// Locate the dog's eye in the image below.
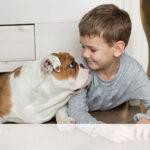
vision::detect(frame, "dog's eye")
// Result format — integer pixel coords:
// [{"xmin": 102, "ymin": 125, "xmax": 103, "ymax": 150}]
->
[{"xmin": 68, "ymin": 62, "xmax": 76, "ymax": 68}]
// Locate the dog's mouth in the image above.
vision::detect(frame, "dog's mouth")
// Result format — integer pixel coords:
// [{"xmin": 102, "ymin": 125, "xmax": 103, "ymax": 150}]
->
[
  {"xmin": 74, "ymin": 85, "xmax": 89, "ymax": 92},
  {"xmin": 74, "ymin": 88, "xmax": 80, "ymax": 92},
  {"xmin": 73, "ymin": 70, "xmax": 91, "ymax": 92}
]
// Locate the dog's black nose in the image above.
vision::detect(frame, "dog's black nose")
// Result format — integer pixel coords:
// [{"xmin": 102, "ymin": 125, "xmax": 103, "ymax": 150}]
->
[{"xmin": 80, "ymin": 63, "xmax": 85, "ymax": 68}]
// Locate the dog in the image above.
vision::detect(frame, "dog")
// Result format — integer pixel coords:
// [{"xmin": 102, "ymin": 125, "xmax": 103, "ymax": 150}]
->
[{"xmin": 0, "ymin": 52, "xmax": 91, "ymax": 123}]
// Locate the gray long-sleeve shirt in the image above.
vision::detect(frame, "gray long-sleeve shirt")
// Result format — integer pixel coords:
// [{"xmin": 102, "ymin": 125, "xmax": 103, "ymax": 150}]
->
[{"xmin": 67, "ymin": 53, "xmax": 150, "ymax": 123}]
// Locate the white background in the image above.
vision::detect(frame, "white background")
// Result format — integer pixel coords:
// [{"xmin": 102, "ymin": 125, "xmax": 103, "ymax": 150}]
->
[{"xmin": 0, "ymin": 0, "xmax": 148, "ymax": 72}]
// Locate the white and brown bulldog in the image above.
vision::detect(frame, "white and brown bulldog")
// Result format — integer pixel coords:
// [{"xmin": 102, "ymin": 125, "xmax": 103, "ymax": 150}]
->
[{"xmin": 0, "ymin": 52, "xmax": 90, "ymax": 123}]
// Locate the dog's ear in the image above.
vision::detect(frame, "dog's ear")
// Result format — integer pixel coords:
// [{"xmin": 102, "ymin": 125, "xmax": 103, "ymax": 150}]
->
[
  {"xmin": 48, "ymin": 54, "xmax": 61, "ymax": 72},
  {"xmin": 42, "ymin": 53, "xmax": 61, "ymax": 73}
]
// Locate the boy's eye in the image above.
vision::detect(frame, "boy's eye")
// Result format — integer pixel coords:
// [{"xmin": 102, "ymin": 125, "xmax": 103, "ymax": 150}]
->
[{"xmin": 91, "ymin": 49, "xmax": 96, "ymax": 52}]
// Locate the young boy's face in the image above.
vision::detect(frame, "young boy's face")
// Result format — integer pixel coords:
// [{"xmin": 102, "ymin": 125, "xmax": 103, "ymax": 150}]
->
[{"xmin": 80, "ymin": 35, "xmax": 117, "ymax": 71}]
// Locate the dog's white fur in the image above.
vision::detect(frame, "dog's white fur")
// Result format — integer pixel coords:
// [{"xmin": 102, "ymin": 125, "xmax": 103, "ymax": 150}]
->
[{"xmin": 0, "ymin": 52, "xmax": 90, "ymax": 124}]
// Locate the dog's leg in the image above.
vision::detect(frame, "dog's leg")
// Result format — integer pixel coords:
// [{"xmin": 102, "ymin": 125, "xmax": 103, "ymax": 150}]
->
[{"xmin": 56, "ymin": 106, "xmax": 75, "ymax": 124}]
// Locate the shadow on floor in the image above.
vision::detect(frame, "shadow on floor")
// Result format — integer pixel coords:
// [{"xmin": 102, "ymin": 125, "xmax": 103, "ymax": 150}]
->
[{"xmin": 90, "ymin": 104, "xmax": 140, "ymax": 123}]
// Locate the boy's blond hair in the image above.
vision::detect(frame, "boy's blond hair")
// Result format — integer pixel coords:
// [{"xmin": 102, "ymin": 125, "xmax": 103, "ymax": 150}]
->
[{"xmin": 79, "ymin": 4, "xmax": 131, "ymax": 47}]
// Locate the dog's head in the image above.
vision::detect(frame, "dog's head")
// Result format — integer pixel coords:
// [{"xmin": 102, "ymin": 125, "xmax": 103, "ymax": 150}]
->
[{"xmin": 41, "ymin": 52, "xmax": 91, "ymax": 92}]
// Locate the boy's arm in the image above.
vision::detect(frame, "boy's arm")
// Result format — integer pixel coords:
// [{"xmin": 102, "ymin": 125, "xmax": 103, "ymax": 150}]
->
[
  {"xmin": 131, "ymin": 81, "xmax": 150, "ymax": 123},
  {"xmin": 67, "ymin": 89, "xmax": 98, "ymax": 124},
  {"xmin": 133, "ymin": 97, "xmax": 150, "ymax": 123},
  {"xmin": 128, "ymin": 68, "xmax": 150, "ymax": 123}
]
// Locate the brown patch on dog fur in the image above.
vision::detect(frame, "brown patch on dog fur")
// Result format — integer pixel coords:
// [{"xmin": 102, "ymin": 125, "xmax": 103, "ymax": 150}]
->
[
  {"xmin": 51, "ymin": 52, "xmax": 79, "ymax": 80},
  {"xmin": 13, "ymin": 66, "xmax": 22, "ymax": 78},
  {"xmin": 0, "ymin": 73, "xmax": 11, "ymax": 117}
]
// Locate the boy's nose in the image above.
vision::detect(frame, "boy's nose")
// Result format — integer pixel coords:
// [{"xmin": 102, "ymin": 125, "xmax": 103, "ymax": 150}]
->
[{"xmin": 82, "ymin": 48, "xmax": 90, "ymax": 58}]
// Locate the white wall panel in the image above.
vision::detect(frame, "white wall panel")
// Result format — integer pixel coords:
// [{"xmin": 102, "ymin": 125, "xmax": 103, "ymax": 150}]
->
[
  {"xmin": 0, "ymin": 25, "xmax": 35, "ymax": 61},
  {"xmin": 0, "ymin": 0, "xmax": 123, "ymax": 24},
  {"xmin": 0, "ymin": 0, "xmax": 140, "ymax": 72},
  {"xmin": 35, "ymin": 22, "xmax": 82, "ymax": 61}
]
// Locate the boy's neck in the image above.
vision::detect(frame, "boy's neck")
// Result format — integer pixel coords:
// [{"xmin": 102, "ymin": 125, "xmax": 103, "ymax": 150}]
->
[{"xmin": 97, "ymin": 59, "xmax": 120, "ymax": 81}]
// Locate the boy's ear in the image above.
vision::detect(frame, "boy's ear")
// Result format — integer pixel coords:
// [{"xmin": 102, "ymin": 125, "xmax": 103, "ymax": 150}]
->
[{"xmin": 113, "ymin": 41, "xmax": 125, "ymax": 57}]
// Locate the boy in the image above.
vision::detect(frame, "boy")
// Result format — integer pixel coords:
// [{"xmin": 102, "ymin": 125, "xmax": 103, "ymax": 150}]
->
[{"xmin": 67, "ymin": 4, "xmax": 150, "ymax": 124}]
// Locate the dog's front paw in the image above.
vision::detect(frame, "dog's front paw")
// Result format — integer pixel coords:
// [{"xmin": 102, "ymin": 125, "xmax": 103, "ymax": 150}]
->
[
  {"xmin": 65, "ymin": 117, "xmax": 76, "ymax": 124},
  {"xmin": 57, "ymin": 117, "xmax": 75, "ymax": 124},
  {"xmin": 57, "ymin": 117, "xmax": 76, "ymax": 133}
]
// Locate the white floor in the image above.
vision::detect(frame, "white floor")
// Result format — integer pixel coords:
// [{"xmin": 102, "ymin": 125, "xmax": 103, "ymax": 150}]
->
[{"xmin": 0, "ymin": 124, "xmax": 150, "ymax": 150}]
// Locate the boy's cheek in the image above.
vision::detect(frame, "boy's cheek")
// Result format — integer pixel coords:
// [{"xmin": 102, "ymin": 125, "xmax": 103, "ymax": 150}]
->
[{"xmin": 137, "ymin": 118, "xmax": 150, "ymax": 124}]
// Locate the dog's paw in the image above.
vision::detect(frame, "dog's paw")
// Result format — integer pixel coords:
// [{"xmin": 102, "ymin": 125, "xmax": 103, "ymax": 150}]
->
[
  {"xmin": 57, "ymin": 117, "xmax": 76, "ymax": 133},
  {"xmin": 65, "ymin": 117, "xmax": 76, "ymax": 124},
  {"xmin": 57, "ymin": 117, "xmax": 75, "ymax": 124}
]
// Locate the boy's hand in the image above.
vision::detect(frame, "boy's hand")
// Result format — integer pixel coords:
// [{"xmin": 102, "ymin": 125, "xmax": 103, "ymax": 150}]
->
[{"xmin": 137, "ymin": 118, "xmax": 150, "ymax": 124}]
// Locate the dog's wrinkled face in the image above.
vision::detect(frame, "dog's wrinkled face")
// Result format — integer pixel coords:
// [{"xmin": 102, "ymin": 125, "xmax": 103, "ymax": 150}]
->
[{"xmin": 41, "ymin": 52, "xmax": 91, "ymax": 91}]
